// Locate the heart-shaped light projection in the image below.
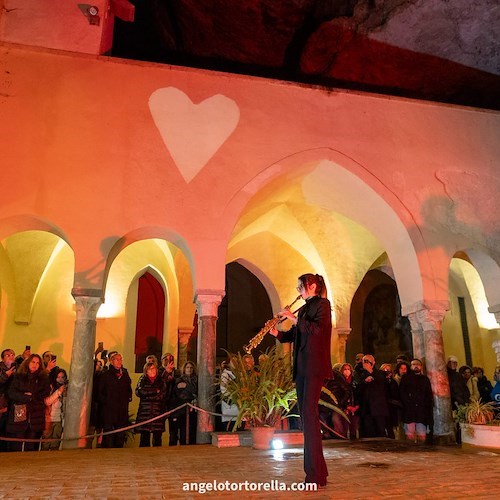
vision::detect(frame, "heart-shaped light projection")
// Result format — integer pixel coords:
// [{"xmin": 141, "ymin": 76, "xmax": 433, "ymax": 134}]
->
[{"xmin": 149, "ymin": 87, "xmax": 240, "ymax": 183}]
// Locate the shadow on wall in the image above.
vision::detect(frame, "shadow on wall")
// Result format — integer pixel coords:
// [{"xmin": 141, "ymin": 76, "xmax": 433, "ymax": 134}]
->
[{"xmin": 74, "ymin": 236, "xmax": 121, "ymax": 288}]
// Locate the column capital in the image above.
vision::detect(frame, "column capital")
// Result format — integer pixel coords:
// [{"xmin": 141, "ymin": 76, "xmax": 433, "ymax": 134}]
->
[
  {"xmin": 403, "ymin": 300, "xmax": 449, "ymax": 332},
  {"xmin": 334, "ymin": 327, "xmax": 352, "ymax": 338},
  {"xmin": 194, "ymin": 289, "xmax": 225, "ymax": 317},
  {"xmin": 402, "ymin": 300, "xmax": 450, "ymax": 317},
  {"xmin": 72, "ymin": 294, "xmax": 103, "ymax": 321},
  {"xmin": 178, "ymin": 327, "xmax": 193, "ymax": 345}
]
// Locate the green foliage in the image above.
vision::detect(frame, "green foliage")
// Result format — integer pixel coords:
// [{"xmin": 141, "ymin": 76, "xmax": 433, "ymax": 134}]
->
[
  {"xmin": 454, "ymin": 399, "xmax": 498, "ymax": 425},
  {"xmin": 220, "ymin": 347, "xmax": 297, "ymax": 429}
]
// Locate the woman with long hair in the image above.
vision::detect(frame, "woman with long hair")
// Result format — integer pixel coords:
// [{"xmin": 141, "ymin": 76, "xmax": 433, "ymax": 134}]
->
[
  {"xmin": 42, "ymin": 368, "xmax": 67, "ymax": 450},
  {"xmin": 271, "ymin": 273, "xmax": 332, "ymax": 488},
  {"xmin": 168, "ymin": 361, "xmax": 198, "ymax": 445},
  {"xmin": 340, "ymin": 363, "xmax": 360, "ymax": 440},
  {"xmin": 7, "ymin": 354, "xmax": 51, "ymax": 451}
]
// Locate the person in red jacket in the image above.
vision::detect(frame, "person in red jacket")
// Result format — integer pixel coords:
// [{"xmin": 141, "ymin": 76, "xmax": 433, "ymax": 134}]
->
[{"xmin": 271, "ymin": 273, "xmax": 332, "ymax": 488}]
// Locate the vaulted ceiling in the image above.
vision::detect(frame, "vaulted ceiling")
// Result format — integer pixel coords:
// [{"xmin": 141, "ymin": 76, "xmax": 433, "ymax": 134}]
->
[{"xmin": 112, "ymin": 0, "xmax": 500, "ymax": 110}]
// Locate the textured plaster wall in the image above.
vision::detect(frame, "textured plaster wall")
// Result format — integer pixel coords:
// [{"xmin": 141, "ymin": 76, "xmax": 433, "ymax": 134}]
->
[
  {"xmin": 1, "ymin": 43, "xmax": 500, "ymax": 366},
  {"xmin": 0, "ymin": 0, "xmax": 113, "ymax": 54}
]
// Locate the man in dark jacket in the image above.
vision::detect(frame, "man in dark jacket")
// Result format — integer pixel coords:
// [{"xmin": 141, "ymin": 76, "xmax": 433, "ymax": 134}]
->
[
  {"xmin": 358, "ymin": 354, "xmax": 389, "ymax": 437},
  {"xmin": 447, "ymin": 355, "xmax": 470, "ymax": 408},
  {"xmin": 399, "ymin": 358, "xmax": 434, "ymax": 443},
  {"xmin": 446, "ymin": 355, "xmax": 470, "ymax": 444},
  {"xmin": 98, "ymin": 352, "xmax": 132, "ymax": 448}
]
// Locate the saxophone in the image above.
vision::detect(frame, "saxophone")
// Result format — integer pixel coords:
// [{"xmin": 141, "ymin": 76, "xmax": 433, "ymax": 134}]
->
[{"xmin": 244, "ymin": 295, "xmax": 302, "ymax": 354}]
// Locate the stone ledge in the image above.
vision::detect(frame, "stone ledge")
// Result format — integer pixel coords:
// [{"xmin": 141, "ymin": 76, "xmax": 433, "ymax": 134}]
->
[{"xmin": 211, "ymin": 430, "xmax": 304, "ymax": 448}]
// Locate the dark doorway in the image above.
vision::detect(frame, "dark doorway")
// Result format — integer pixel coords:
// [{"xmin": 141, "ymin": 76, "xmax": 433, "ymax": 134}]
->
[
  {"xmin": 134, "ymin": 272, "xmax": 165, "ymax": 372},
  {"xmin": 216, "ymin": 262, "xmax": 273, "ymax": 365},
  {"xmin": 348, "ymin": 270, "xmax": 412, "ymax": 366}
]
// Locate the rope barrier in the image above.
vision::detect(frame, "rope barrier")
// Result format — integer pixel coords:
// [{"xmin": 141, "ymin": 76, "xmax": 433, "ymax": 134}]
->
[
  {"xmin": 0, "ymin": 401, "xmax": 347, "ymax": 447},
  {"xmin": 0, "ymin": 402, "xmax": 230, "ymax": 445}
]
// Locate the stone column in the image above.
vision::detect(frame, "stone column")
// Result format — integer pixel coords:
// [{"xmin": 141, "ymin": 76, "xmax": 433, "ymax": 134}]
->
[
  {"xmin": 195, "ymin": 289, "xmax": 225, "ymax": 444},
  {"xmin": 410, "ymin": 303, "xmax": 453, "ymax": 443},
  {"xmin": 407, "ymin": 313, "xmax": 425, "ymax": 361},
  {"xmin": 335, "ymin": 327, "xmax": 351, "ymax": 363},
  {"xmin": 178, "ymin": 327, "xmax": 193, "ymax": 367},
  {"xmin": 63, "ymin": 289, "xmax": 103, "ymax": 449}
]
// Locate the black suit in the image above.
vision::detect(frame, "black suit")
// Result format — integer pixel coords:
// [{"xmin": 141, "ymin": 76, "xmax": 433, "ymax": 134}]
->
[{"xmin": 277, "ymin": 295, "xmax": 332, "ymax": 486}]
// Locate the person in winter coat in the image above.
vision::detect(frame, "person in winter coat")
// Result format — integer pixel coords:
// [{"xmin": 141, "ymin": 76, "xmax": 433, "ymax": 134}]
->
[
  {"xmin": 319, "ymin": 365, "xmax": 350, "ymax": 439},
  {"xmin": 88, "ymin": 358, "xmax": 103, "ymax": 448},
  {"xmin": 358, "ymin": 355, "xmax": 389, "ymax": 438},
  {"xmin": 380, "ymin": 363, "xmax": 401, "ymax": 439},
  {"xmin": 446, "ymin": 356, "xmax": 470, "ymax": 408},
  {"xmin": 459, "ymin": 365, "xmax": 480, "ymax": 401},
  {"xmin": 135, "ymin": 361, "xmax": 167, "ymax": 447},
  {"xmin": 472, "ymin": 367, "xmax": 493, "ymax": 403},
  {"xmin": 168, "ymin": 361, "xmax": 198, "ymax": 446},
  {"xmin": 399, "ymin": 359, "xmax": 434, "ymax": 443},
  {"xmin": 42, "ymin": 369, "xmax": 67, "ymax": 450},
  {"xmin": 0, "ymin": 348, "xmax": 17, "ymax": 451},
  {"xmin": 7, "ymin": 354, "xmax": 51, "ymax": 451},
  {"xmin": 97, "ymin": 352, "xmax": 132, "ymax": 448},
  {"xmin": 341, "ymin": 363, "xmax": 360, "ymax": 440}
]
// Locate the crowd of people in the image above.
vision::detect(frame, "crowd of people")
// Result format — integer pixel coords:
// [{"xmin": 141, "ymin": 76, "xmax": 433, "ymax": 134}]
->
[
  {"xmin": 1, "ymin": 343, "xmax": 499, "ymax": 452},
  {"xmin": 318, "ymin": 352, "xmax": 500, "ymax": 444},
  {"xmin": 0, "ymin": 347, "xmax": 198, "ymax": 451}
]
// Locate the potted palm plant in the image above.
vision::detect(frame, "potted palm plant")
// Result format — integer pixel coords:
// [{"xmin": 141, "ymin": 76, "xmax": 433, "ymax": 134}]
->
[
  {"xmin": 220, "ymin": 347, "xmax": 297, "ymax": 449},
  {"xmin": 455, "ymin": 399, "xmax": 499, "ymax": 450}
]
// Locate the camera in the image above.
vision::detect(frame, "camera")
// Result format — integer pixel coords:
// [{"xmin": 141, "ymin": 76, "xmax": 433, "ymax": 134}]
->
[{"xmin": 51, "ymin": 355, "xmax": 57, "ymax": 362}]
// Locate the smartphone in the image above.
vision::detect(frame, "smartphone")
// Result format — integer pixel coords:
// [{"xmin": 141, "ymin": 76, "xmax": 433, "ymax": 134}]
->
[
  {"xmin": 98, "ymin": 342, "xmax": 104, "ymax": 349},
  {"xmin": 51, "ymin": 354, "xmax": 57, "ymax": 362},
  {"xmin": 25, "ymin": 345, "xmax": 31, "ymax": 351}
]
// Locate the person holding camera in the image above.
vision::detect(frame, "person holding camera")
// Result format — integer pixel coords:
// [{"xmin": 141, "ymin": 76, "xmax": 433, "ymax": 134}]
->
[
  {"xmin": 42, "ymin": 351, "xmax": 59, "ymax": 375},
  {"xmin": 42, "ymin": 368, "xmax": 68, "ymax": 450},
  {"xmin": 0, "ymin": 349, "xmax": 17, "ymax": 451}
]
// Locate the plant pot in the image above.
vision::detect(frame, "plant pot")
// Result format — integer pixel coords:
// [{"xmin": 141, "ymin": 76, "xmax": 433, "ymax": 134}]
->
[
  {"xmin": 460, "ymin": 423, "xmax": 500, "ymax": 450},
  {"xmin": 251, "ymin": 426, "xmax": 275, "ymax": 450}
]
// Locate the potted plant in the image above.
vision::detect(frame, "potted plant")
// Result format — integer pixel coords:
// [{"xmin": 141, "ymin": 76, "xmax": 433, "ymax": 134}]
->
[
  {"xmin": 455, "ymin": 399, "xmax": 499, "ymax": 450},
  {"xmin": 219, "ymin": 347, "xmax": 297, "ymax": 449}
]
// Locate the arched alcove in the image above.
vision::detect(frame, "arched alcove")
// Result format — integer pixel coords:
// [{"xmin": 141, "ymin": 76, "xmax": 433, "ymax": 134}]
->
[
  {"xmin": 0, "ymin": 229, "xmax": 74, "ymax": 367},
  {"xmin": 134, "ymin": 271, "xmax": 166, "ymax": 372},
  {"xmin": 348, "ymin": 269, "xmax": 411, "ymax": 364},
  {"xmin": 216, "ymin": 262, "xmax": 273, "ymax": 363}
]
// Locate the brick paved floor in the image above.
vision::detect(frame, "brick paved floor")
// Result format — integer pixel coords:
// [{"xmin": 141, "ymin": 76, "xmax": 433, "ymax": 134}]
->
[{"xmin": 0, "ymin": 439, "xmax": 498, "ymax": 499}]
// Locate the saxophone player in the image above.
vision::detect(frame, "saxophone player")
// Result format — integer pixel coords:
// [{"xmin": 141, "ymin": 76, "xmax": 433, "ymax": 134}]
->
[{"xmin": 270, "ymin": 273, "xmax": 332, "ymax": 489}]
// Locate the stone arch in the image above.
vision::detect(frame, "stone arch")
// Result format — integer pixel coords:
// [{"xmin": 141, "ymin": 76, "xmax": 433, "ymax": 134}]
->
[
  {"xmin": 459, "ymin": 248, "xmax": 500, "ymax": 319},
  {"xmin": 102, "ymin": 227, "xmax": 195, "ymax": 297},
  {"xmin": 234, "ymin": 258, "xmax": 281, "ymax": 313},
  {"xmin": 0, "ymin": 215, "xmax": 71, "ymax": 247},
  {"xmin": 100, "ymin": 237, "xmax": 188, "ymax": 366},
  {"xmin": 0, "ymin": 224, "xmax": 74, "ymax": 326},
  {"xmin": 224, "ymin": 148, "xmax": 427, "ymax": 311}
]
